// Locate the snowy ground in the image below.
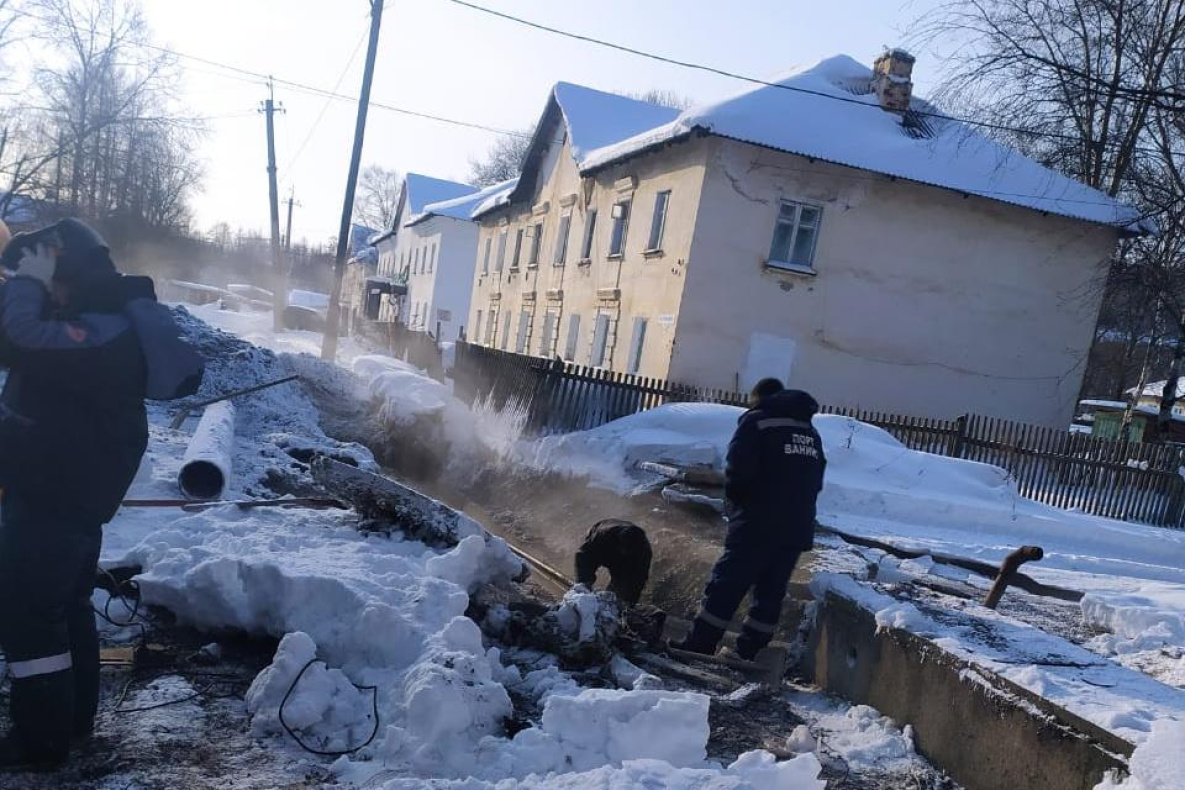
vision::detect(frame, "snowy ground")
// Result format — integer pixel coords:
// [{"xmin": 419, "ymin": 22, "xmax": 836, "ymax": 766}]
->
[
  {"xmin": 1, "ymin": 304, "xmax": 863, "ymax": 788},
  {"xmin": 525, "ymin": 404, "xmax": 1185, "ymax": 694},
  {"xmin": 38, "ymin": 300, "xmax": 1179, "ymax": 787}
]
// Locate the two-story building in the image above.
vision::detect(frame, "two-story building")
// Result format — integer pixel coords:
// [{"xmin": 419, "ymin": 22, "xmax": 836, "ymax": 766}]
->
[
  {"xmin": 466, "ymin": 51, "xmax": 1146, "ymax": 428},
  {"xmin": 374, "ymin": 173, "xmax": 515, "ymax": 342}
]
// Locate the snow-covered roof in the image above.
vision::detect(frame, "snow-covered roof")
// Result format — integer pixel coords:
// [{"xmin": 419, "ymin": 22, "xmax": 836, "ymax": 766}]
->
[
  {"xmin": 578, "ymin": 56, "xmax": 1146, "ymax": 232},
  {"xmin": 1079, "ymin": 399, "xmax": 1129, "ymax": 410},
  {"xmin": 1130, "ymin": 380, "xmax": 1185, "ymax": 400},
  {"xmin": 410, "ymin": 178, "xmax": 520, "ymax": 226},
  {"xmin": 474, "ymin": 85, "xmax": 681, "ymax": 219},
  {"xmin": 403, "ymin": 173, "xmax": 475, "ymax": 218},
  {"xmin": 552, "ymin": 82, "xmax": 682, "ymax": 163}
]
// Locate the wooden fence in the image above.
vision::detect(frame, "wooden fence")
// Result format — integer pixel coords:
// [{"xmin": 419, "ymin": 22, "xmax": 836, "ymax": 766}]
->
[{"xmin": 452, "ymin": 341, "xmax": 1185, "ymax": 529}]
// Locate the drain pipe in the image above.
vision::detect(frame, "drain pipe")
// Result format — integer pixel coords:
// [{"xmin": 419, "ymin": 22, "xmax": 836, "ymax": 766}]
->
[{"xmin": 178, "ymin": 401, "xmax": 236, "ymax": 500}]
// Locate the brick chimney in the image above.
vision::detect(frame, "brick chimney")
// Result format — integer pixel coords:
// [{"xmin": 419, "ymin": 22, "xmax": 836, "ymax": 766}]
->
[{"xmin": 873, "ymin": 48, "xmax": 915, "ymax": 113}]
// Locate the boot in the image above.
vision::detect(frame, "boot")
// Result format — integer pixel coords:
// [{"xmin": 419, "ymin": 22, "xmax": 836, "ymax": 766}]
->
[
  {"xmin": 68, "ymin": 607, "xmax": 100, "ymax": 740},
  {"xmin": 669, "ymin": 617, "xmax": 725, "ymax": 657},
  {"xmin": 4, "ymin": 672, "xmax": 74, "ymax": 771}
]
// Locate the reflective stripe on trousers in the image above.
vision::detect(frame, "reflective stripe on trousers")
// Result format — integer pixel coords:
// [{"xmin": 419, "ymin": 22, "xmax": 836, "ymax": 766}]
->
[{"xmin": 8, "ymin": 651, "xmax": 72, "ymax": 679}]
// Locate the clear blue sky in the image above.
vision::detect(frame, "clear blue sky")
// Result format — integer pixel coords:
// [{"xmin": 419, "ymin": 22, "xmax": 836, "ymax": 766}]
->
[{"xmin": 143, "ymin": 0, "xmax": 942, "ymax": 243}]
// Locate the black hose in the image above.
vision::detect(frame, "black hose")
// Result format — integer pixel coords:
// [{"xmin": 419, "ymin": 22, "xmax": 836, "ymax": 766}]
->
[{"xmin": 278, "ymin": 658, "xmax": 381, "ymax": 757}]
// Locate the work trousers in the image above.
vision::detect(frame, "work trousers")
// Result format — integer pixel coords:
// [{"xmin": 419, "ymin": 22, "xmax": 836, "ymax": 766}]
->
[
  {"xmin": 696, "ymin": 524, "xmax": 802, "ymax": 658},
  {"xmin": 0, "ymin": 495, "xmax": 101, "ymax": 760}
]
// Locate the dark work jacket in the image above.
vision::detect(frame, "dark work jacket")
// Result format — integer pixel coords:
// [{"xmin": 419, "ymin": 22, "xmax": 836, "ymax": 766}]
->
[
  {"xmin": 724, "ymin": 390, "xmax": 826, "ymax": 551},
  {"xmin": 574, "ymin": 519, "xmax": 652, "ymax": 606},
  {"xmin": 0, "ymin": 275, "xmax": 197, "ymax": 523}
]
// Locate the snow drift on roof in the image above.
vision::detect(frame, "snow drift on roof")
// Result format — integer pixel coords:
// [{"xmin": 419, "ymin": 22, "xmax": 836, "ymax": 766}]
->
[
  {"xmin": 404, "ymin": 173, "xmax": 476, "ymax": 218},
  {"xmin": 552, "ymin": 82, "xmax": 682, "ymax": 162},
  {"xmin": 579, "ymin": 55, "xmax": 1146, "ymax": 232},
  {"xmin": 417, "ymin": 178, "xmax": 520, "ymax": 223}
]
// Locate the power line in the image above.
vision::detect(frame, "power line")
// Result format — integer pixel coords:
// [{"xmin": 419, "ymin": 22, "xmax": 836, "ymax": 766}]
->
[
  {"xmin": 442, "ymin": 0, "xmax": 1185, "ymax": 158},
  {"xmin": 5, "ymin": 5, "xmax": 529, "ymax": 140},
  {"xmin": 281, "ymin": 28, "xmax": 370, "ymax": 180}
]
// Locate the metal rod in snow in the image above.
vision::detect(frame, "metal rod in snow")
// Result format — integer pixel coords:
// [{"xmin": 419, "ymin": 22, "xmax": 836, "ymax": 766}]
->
[
  {"xmin": 169, "ymin": 375, "xmax": 299, "ymax": 430},
  {"xmin": 178, "ymin": 402, "xmax": 236, "ymax": 500},
  {"xmin": 322, "ymin": 0, "xmax": 384, "ymax": 361}
]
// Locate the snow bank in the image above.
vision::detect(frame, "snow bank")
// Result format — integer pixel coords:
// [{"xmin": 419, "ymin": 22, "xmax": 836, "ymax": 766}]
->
[
  {"xmin": 1094, "ymin": 718, "xmax": 1185, "ymax": 789},
  {"xmin": 813, "ymin": 573, "xmax": 1185, "ymax": 746},
  {"xmin": 527, "ymin": 404, "xmax": 1185, "ymax": 642},
  {"xmin": 373, "ymin": 751, "xmax": 824, "ymax": 789}
]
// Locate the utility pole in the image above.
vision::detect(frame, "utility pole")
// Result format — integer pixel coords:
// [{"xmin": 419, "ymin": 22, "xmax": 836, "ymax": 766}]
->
[
  {"xmin": 322, "ymin": 0, "xmax": 383, "ymax": 361},
  {"xmin": 284, "ymin": 187, "xmax": 300, "ymax": 250},
  {"xmin": 261, "ymin": 79, "xmax": 286, "ymax": 332}
]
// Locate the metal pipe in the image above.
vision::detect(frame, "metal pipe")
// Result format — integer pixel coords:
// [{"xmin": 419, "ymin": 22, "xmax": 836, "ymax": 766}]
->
[{"xmin": 178, "ymin": 401, "xmax": 236, "ymax": 500}]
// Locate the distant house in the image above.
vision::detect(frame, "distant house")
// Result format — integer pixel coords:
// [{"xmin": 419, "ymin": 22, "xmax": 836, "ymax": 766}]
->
[
  {"xmin": 467, "ymin": 50, "xmax": 1145, "ymax": 428},
  {"xmin": 373, "ymin": 173, "xmax": 516, "ymax": 342},
  {"xmin": 1081, "ymin": 399, "xmax": 1185, "ymax": 444}
]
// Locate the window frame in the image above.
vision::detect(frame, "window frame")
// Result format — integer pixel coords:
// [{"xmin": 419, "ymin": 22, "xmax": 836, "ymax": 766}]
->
[
  {"xmin": 627, "ymin": 316, "xmax": 648, "ymax": 374},
  {"xmin": 564, "ymin": 313, "xmax": 582, "ymax": 361},
  {"xmin": 590, "ymin": 313, "xmax": 611, "ymax": 368},
  {"xmin": 645, "ymin": 191, "xmax": 671, "ymax": 253},
  {"xmin": 515, "ymin": 310, "xmax": 531, "ymax": 354},
  {"xmin": 496, "ymin": 228, "xmax": 508, "ymax": 273},
  {"xmin": 528, "ymin": 222, "xmax": 544, "ymax": 267},
  {"xmin": 511, "ymin": 228, "xmax": 524, "ymax": 270},
  {"xmin": 553, "ymin": 212, "xmax": 572, "ymax": 266},
  {"xmin": 608, "ymin": 199, "xmax": 631, "ymax": 258},
  {"xmin": 482, "ymin": 236, "xmax": 492, "ymax": 274},
  {"xmin": 580, "ymin": 209, "xmax": 598, "ymax": 263},
  {"xmin": 539, "ymin": 310, "xmax": 559, "ymax": 357},
  {"xmin": 767, "ymin": 200, "xmax": 823, "ymax": 273}
]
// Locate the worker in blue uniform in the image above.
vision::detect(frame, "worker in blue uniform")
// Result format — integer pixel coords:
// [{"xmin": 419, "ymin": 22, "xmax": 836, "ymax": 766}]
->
[
  {"xmin": 0, "ymin": 219, "xmax": 203, "ymax": 770},
  {"xmin": 673, "ymin": 379, "xmax": 826, "ymax": 661}
]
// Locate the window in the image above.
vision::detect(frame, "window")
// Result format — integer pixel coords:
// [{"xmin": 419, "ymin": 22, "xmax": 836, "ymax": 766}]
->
[
  {"xmin": 553, "ymin": 213, "xmax": 572, "ymax": 266},
  {"xmin": 647, "ymin": 191, "xmax": 670, "ymax": 251},
  {"xmin": 580, "ymin": 210, "xmax": 597, "ymax": 261},
  {"xmin": 768, "ymin": 201, "xmax": 822, "ymax": 270},
  {"xmin": 529, "ymin": 222, "xmax": 543, "ymax": 266},
  {"xmin": 475, "ymin": 310, "xmax": 483, "ymax": 344},
  {"xmin": 482, "ymin": 237, "xmax": 492, "ymax": 274},
  {"xmin": 609, "ymin": 199, "xmax": 631, "ymax": 257},
  {"xmin": 590, "ymin": 313, "xmax": 611, "ymax": 367},
  {"xmin": 496, "ymin": 229, "xmax": 508, "ymax": 272},
  {"xmin": 512, "ymin": 229, "xmax": 524, "ymax": 269},
  {"xmin": 627, "ymin": 317, "xmax": 648, "ymax": 374},
  {"xmin": 484, "ymin": 308, "xmax": 497, "ymax": 344},
  {"xmin": 500, "ymin": 311, "xmax": 512, "ymax": 350},
  {"xmin": 564, "ymin": 314, "xmax": 582, "ymax": 361},
  {"xmin": 429, "ymin": 243, "xmax": 437, "ymax": 274},
  {"xmin": 539, "ymin": 311, "xmax": 558, "ymax": 357},
  {"xmin": 515, "ymin": 311, "xmax": 531, "ymax": 354}
]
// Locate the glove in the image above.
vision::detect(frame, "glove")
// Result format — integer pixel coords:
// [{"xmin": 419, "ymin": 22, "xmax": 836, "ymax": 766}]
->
[{"xmin": 16, "ymin": 244, "xmax": 56, "ymax": 287}]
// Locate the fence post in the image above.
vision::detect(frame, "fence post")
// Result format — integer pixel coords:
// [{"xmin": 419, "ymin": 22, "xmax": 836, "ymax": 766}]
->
[{"xmin": 950, "ymin": 414, "xmax": 970, "ymax": 458}]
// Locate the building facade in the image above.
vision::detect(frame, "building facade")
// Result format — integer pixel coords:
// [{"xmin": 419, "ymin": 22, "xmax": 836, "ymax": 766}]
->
[{"xmin": 466, "ymin": 55, "xmax": 1140, "ymax": 428}]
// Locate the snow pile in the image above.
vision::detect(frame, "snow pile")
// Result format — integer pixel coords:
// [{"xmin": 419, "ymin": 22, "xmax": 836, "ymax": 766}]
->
[
  {"xmin": 527, "ymin": 403, "xmax": 1185, "ymax": 684},
  {"xmin": 418, "ymin": 177, "xmax": 519, "ymax": 222},
  {"xmin": 1094, "ymin": 718, "xmax": 1185, "ymax": 789},
  {"xmin": 246, "ymin": 631, "xmax": 376, "ymax": 753},
  {"xmin": 1083, "ymin": 589, "xmax": 1185, "ymax": 688},
  {"xmin": 813, "ymin": 573, "xmax": 1185, "ymax": 746},
  {"xmin": 373, "ymin": 751, "xmax": 824, "ymax": 790},
  {"xmin": 355, "ymin": 354, "xmax": 457, "ymax": 425},
  {"xmin": 103, "ymin": 310, "xmax": 812, "ymax": 787}
]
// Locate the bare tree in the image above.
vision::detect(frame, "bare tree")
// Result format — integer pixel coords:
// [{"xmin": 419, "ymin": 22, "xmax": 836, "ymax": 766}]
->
[
  {"xmin": 353, "ymin": 164, "xmax": 401, "ymax": 231},
  {"xmin": 626, "ymin": 88, "xmax": 692, "ymax": 110},
  {"xmin": 917, "ymin": 0, "xmax": 1185, "ymax": 197},
  {"xmin": 918, "ymin": 1, "xmax": 1185, "ymax": 437},
  {"xmin": 468, "ymin": 129, "xmax": 532, "ymax": 187},
  {"xmin": 0, "ymin": 0, "xmax": 203, "ymax": 235}
]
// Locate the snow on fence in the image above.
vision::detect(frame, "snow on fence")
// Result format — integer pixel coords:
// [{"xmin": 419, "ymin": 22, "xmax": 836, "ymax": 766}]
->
[
  {"xmin": 453, "ymin": 341, "xmax": 1185, "ymax": 529},
  {"xmin": 355, "ymin": 320, "xmax": 444, "ymax": 380}
]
